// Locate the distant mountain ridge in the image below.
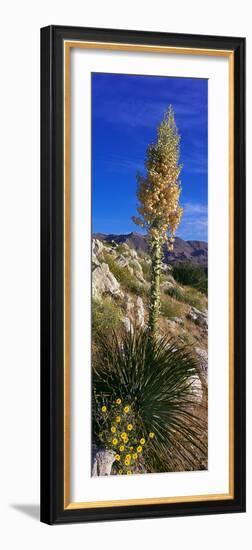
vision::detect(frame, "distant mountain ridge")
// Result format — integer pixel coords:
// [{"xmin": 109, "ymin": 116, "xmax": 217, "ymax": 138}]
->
[{"xmin": 93, "ymin": 232, "xmax": 208, "ymax": 267}]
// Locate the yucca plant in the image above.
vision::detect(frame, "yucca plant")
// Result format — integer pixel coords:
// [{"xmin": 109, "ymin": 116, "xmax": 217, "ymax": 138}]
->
[
  {"xmin": 92, "ymin": 329, "xmax": 207, "ymax": 473},
  {"xmin": 132, "ymin": 106, "xmax": 183, "ymax": 338}
]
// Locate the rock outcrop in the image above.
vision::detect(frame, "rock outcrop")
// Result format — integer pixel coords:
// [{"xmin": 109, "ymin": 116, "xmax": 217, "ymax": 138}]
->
[
  {"xmin": 121, "ymin": 295, "xmax": 146, "ymax": 331},
  {"xmin": 92, "ymin": 447, "xmax": 115, "ymax": 476},
  {"xmin": 187, "ymin": 307, "xmax": 208, "ymax": 329},
  {"xmin": 92, "ymin": 262, "xmax": 123, "ymax": 299}
]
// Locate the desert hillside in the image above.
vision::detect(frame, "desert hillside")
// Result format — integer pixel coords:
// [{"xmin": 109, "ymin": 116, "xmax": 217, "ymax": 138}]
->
[{"xmin": 92, "ymin": 235, "xmax": 208, "ymax": 399}]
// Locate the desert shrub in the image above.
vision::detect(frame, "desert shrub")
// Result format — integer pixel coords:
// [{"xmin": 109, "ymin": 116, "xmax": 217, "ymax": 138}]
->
[
  {"xmin": 103, "ymin": 253, "xmax": 146, "ymax": 297},
  {"xmin": 101, "ymin": 240, "xmax": 112, "ymax": 248},
  {"xmin": 161, "ymin": 294, "xmax": 185, "ymax": 319},
  {"xmin": 183, "ymin": 287, "xmax": 206, "ymax": 311},
  {"xmin": 93, "ymin": 330, "xmax": 207, "ymax": 473},
  {"xmin": 92, "ymin": 298, "xmax": 121, "ymax": 338},
  {"xmin": 115, "ymin": 243, "xmax": 128, "ymax": 255},
  {"xmin": 163, "ymin": 282, "xmax": 207, "ymax": 312},
  {"xmin": 173, "ymin": 263, "xmax": 208, "ymax": 294},
  {"xmin": 164, "ymin": 285, "xmax": 184, "ymax": 301}
]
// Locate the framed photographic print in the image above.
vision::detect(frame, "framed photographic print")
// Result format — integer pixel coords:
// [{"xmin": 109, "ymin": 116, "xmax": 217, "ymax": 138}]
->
[{"xmin": 40, "ymin": 26, "xmax": 246, "ymax": 524}]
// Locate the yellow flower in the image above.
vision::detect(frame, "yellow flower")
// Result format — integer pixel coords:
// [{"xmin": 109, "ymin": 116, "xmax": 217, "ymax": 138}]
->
[
  {"xmin": 124, "ymin": 435, "xmax": 129, "ymax": 443},
  {"xmin": 127, "ymin": 470, "xmax": 132, "ymax": 475},
  {"xmin": 125, "ymin": 459, "xmax": 130, "ymax": 466},
  {"xmin": 111, "ymin": 426, "xmax": 116, "ymax": 433},
  {"xmin": 129, "ymin": 446, "xmax": 133, "ymax": 451},
  {"xmin": 116, "ymin": 398, "xmax": 122, "ymax": 405},
  {"xmin": 118, "ymin": 469, "xmax": 122, "ymax": 475},
  {"xmin": 127, "ymin": 424, "xmax": 133, "ymax": 431},
  {"xmin": 137, "ymin": 445, "xmax": 142, "ymax": 453},
  {"xmin": 115, "ymin": 416, "xmax": 121, "ymax": 423},
  {"xmin": 124, "ymin": 406, "xmax": 130, "ymax": 413},
  {"xmin": 133, "ymin": 453, "xmax": 138, "ymax": 460},
  {"xmin": 126, "ymin": 454, "xmax": 131, "ymax": 461},
  {"xmin": 112, "ymin": 438, "xmax": 118, "ymax": 445},
  {"xmin": 101, "ymin": 406, "xmax": 107, "ymax": 412},
  {"xmin": 119, "ymin": 445, "xmax": 125, "ymax": 452},
  {"xmin": 140, "ymin": 438, "xmax": 145, "ymax": 445},
  {"xmin": 115, "ymin": 454, "xmax": 120, "ymax": 461},
  {"xmin": 149, "ymin": 432, "xmax": 155, "ymax": 439},
  {"xmin": 121, "ymin": 432, "xmax": 127, "ymax": 440}
]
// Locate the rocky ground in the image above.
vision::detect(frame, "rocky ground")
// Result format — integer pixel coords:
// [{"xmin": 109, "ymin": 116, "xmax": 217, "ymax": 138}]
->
[{"xmin": 92, "ymin": 237, "xmax": 208, "ymax": 402}]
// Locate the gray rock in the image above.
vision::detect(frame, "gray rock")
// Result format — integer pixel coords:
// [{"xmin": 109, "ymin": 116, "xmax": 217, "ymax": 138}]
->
[
  {"xmin": 187, "ymin": 307, "xmax": 208, "ymax": 329},
  {"xmin": 92, "ymin": 238, "xmax": 104, "ymax": 257},
  {"xmin": 92, "ymin": 263, "xmax": 123, "ymax": 299},
  {"xmin": 195, "ymin": 347, "xmax": 208, "ymax": 385},
  {"xmin": 188, "ymin": 374, "xmax": 203, "ymax": 402},
  {"xmin": 122, "ymin": 295, "xmax": 145, "ymax": 330},
  {"xmin": 136, "ymin": 296, "xmax": 145, "ymax": 328},
  {"xmin": 115, "ymin": 254, "xmax": 129, "ymax": 268},
  {"xmin": 115, "ymin": 254, "xmax": 145, "ymax": 284},
  {"xmin": 121, "ymin": 316, "xmax": 132, "ymax": 332},
  {"xmin": 92, "ymin": 447, "xmax": 115, "ymax": 477}
]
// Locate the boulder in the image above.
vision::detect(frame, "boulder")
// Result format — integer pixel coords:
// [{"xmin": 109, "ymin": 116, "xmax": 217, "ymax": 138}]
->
[
  {"xmin": 115, "ymin": 254, "xmax": 145, "ymax": 284},
  {"xmin": 195, "ymin": 347, "xmax": 208, "ymax": 385},
  {"xmin": 92, "ymin": 239, "xmax": 104, "ymax": 267},
  {"xmin": 115, "ymin": 254, "xmax": 129, "ymax": 268},
  {"xmin": 136, "ymin": 296, "xmax": 145, "ymax": 328},
  {"xmin": 187, "ymin": 307, "xmax": 208, "ymax": 329},
  {"xmin": 189, "ymin": 374, "xmax": 204, "ymax": 403},
  {"xmin": 92, "ymin": 238, "xmax": 104, "ymax": 257},
  {"xmin": 121, "ymin": 316, "xmax": 132, "ymax": 332},
  {"xmin": 122, "ymin": 295, "xmax": 146, "ymax": 330},
  {"xmin": 92, "ymin": 447, "xmax": 115, "ymax": 477},
  {"xmin": 188, "ymin": 374, "xmax": 203, "ymax": 403},
  {"xmin": 92, "ymin": 263, "xmax": 123, "ymax": 299},
  {"xmin": 130, "ymin": 259, "xmax": 145, "ymax": 284}
]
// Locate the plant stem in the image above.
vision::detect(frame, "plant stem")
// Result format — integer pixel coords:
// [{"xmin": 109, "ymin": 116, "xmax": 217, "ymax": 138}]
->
[{"xmin": 149, "ymin": 236, "xmax": 163, "ymax": 339}]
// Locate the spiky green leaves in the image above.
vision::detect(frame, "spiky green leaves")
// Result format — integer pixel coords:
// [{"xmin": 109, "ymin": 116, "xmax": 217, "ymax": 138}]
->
[{"xmin": 93, "ymin": 330, "xmax": 207, "ymax": 473}]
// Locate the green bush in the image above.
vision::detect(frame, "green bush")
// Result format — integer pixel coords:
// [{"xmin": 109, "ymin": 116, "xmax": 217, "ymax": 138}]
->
[
  {"xmin": 183, "ymin": 287, "xmax": 206, "ymax": 311},
  {"xmin": 163, "ymin": 282, "xmax": 207, "ymax": 312},
  {"xmin": 92, "ymin": 298, "xmax": 121, "ymax": 338},
  {"xmin": 161, "ymin": 294, "xmax": 185, "ymax": 319},
  {"xmin": 93, "ymin": 329, "xmax": 207, "ymax": 473},
  {"xmin": 115, "ymin": 243, "xmax": 128, "ymax": 255},
  {"xmin": 173, "ymin": 263, "xmax": 208, "ymax": 294},
  {"xmin": 164, "ymin": 285, "xmax": 184, "ymax": 301},
  {"xmin": 103, "ymin": 253, "xmax": 146, "ymax": 296}
]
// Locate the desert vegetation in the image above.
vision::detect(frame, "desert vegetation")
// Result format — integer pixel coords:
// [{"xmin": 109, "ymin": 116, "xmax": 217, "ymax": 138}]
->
[{"xmin": 91, "ymin": 107, "xmax": 208, "ymax": 476}]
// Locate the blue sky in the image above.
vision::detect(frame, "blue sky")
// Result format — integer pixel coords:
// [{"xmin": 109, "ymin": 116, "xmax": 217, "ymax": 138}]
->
[{"xmin": 92, "ymin": 73, "xmax": 208, "ymax": 241}]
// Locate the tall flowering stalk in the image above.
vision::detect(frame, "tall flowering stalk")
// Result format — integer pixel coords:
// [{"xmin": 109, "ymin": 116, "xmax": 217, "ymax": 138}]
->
[{"xmin": 133, "ymin": 106, "xmax": 183, "ymax": 338}]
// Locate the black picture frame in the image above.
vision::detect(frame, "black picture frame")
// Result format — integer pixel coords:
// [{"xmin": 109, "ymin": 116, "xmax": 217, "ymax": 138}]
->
[{"xmin": 41, "ymin": 25, "xmax": 246, "ymax": 525}]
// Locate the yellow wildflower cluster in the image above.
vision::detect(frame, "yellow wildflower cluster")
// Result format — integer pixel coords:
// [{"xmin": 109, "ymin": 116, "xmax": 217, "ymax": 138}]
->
[{"xmin": 96, "ymin": 397, "xmax": 156, "ymax": 476}]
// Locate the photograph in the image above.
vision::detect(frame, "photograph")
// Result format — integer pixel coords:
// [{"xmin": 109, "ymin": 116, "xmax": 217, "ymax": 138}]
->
[{"xmin": 91, "ymin": 72, "xmax": 208, "ymax": 477}]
